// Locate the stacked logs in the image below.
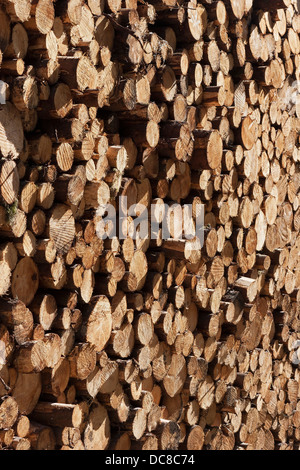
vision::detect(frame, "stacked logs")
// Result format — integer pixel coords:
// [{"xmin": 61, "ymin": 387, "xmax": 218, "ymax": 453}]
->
[{"xmin": 0, "ymin": 0, "xmax": 299, "ymax": 451}]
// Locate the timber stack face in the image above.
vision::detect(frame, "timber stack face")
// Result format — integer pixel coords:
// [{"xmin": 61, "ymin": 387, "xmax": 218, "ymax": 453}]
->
[{"xmin": 0, "ymin": 0, "xmax": 299, "ymax": 451}]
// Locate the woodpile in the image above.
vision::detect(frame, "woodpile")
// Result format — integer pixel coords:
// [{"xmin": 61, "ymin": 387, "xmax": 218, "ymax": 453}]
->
[{"xmin": 0, "ymin": 0, "xmax": 299, "ymax": 451}]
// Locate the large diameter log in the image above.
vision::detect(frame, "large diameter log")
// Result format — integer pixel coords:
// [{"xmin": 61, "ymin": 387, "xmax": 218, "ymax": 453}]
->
[
  {"xmin": 129, "ymin": 250, "xmax": 148, "ymax": 291},
  {"xmin": 42, "ymin": 333, "xmax": 63, "ymax": 369},
  {"xmin": 151, "ymin": 66, "xmax": 177, "ymax": 102},
  {"xmin": 40, "ymin": 118, "xmax": 84, "ymax": 143},
  {"xmin": 30, "ymin": 402, "xmax": 89, "ymax": 430},
  {"xmin": 59, "ymin": 56, "xmax": 97, "ymax": 91},
  {"xmin": 234, "ymin": 277, "xmax": 258, "ymax": 303},
  {"xmin": 158, "ymin": 420, "xmax": 181, "ymax": 450},
  {"xmin": 38, "ymin": 258, "xmax": 67, "ymax": 291},
  {"xmin": 30, "ymin": 294, "xmax": 57, "ymax": 331},
  {"xmin": 163, "ymin": 354, "xmax": 187, "ymax": 397},
  {"xmin": 223, "ymin": 0, "xmax": 245, "ymax": 19},
  {"xmin": 80, "ymin": 296, "xmax": 112, "ymax": 352},
  {"xmin": 0, "ymin": 261, "xmax": 11, "ymax": 296},
  {"xmin": 5, "ymin": 23, "xmax": 28, "ymax": 59},
  {"xmin": 55, "ymin": 0, "xmax": 83, "ymax": 25},
  {"xmin": 84, "ymin": 401, "xmax": 110, "ymax": 450},
  {"xmin": 12, "ymin": 76, "xmax": 39, "ymax": 112},
  {"xmin": 0, "ymin": 397, "xmax": 19, "ymax": 429},
  {"xmin": 0, "ymin": 160, "xmax": 20, "ymax": 205},
  {"xmin": 13, "ymin": 340, "xmax": 46, "ymax": 374},
  {"xmin": 27, "ymin": 0, "xmax": 55, "ymax": 34},
  {"xmin": 68, "ymin": 343, "xmax": 96, "ymax": 381},
  {"xmin": 41, "ymin": 358, "xmax": 70, "ymax": 398},
  {"xmin": 49, "ymin": 205, "xmax": 76, "ymax": 254},
  {"xmin": 38, "ymin": 83, "xmax": 73, "ymax": 119},
  {"xmin": 0, "ymin": 242, "xmax": 18, "ymax": 271},
  {"xmin": 11, "ymin": 257, "xmax": 39, "ymax": 306},
  {"xmin": 27, "ymin": 422, "xmax": 56, "ymax": 450},
  {"xmin": 187, "ymin": 1, "xmax": 207, "ymax": 41},
  {"xmin": 108, "ymin": 323, "xmax": 134, "ymax": 358},
  {"xmin": 0, "ymin": 102, "xmax": 24, "ymax": 158},
  {"xmin": 190, "ymin": 130, "xmax": 223, "ymax": 170},
  {"xmin": 53, "ymin": 166, "xmax": 86, "ymax": 206},
  {"xmin": 235, "ymin": 115, "xmax": 258, "ymax": 150},
  {"xmin": 14, "ymin": 415, "xmax": 30, "ymax": 438},
  {"xmin": 0, "ymin": 299, "xmax": 33, "ymax": 345}
]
